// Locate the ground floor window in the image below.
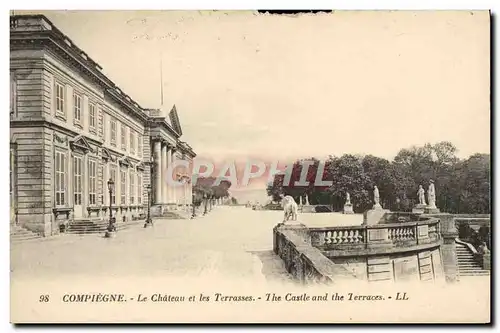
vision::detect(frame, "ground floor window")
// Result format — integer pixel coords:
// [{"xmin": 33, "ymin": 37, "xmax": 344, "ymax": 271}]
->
[
  {"xmin": 73, "ymin": 156, "xmax": 83, "ymax": 205},
  {"xmin": 100, "ymin": 165, "xmax": 105, "ymax": 205},
  {"xmin": 10, "ymin": 145, "xmax": 17, "ymax": 218},
  {"xmin": 137, "ymin": 173, "xmax": 142, "ymax": 205},
  {"xmin": 129, "ymin": 172, "xmax": 135, "ymax": 204},
  {"xmin": 110, "ymin": 167, "xmax": 116, "ymax": 205},
  {"xmin": 89, "ymin": 159, "xmax": 97, "ymax": 205},
  {"xmin": 55, "ymin": 151, "xmax": 67, "ymax": 206},
  {"xmin": 120, "ymin": 170, "xmax": 126, "ymax": 205}
]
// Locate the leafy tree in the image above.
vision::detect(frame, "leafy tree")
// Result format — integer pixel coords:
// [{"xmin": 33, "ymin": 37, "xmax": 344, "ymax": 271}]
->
[{"xmin": 266, "ymin": 141, "xmax": 490, "ymax": 214}]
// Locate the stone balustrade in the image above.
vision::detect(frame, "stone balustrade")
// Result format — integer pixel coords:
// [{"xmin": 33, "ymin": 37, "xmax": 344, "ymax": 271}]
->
[
  {"xmin": 274, "ymin": 216, "xmax": 444, "ymax": 284},
  {"xmin": 273, "ymin": 224, "xmax": 338, "ymax": 284},
  {"xmin": 309, "ymin": 217, "xmax": 441, "ymax": 256}
]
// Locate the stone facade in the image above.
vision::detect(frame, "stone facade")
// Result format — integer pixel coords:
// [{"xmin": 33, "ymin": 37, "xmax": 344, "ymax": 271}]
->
[{"xmin": 10, "ymin": 15, "xmax": 196, "ymax": 236}]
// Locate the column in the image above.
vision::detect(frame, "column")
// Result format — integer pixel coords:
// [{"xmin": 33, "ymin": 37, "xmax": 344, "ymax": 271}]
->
[
  {"xmin": 161, "ymin": 143, "xmax": 167, "ymax": 204},
  {"xmin": 165, "ymin": 145, "xmax": 172, "ymax": 204},
  {"xmin": 171, "ymin": 149, "xmax": 176, "ymax": 205},
  {"xmin": 184, "ymin": 180, "xmax": 188, "ymax": 208},
  {"xmin": 154, "ymin": 141, "xmax": 162, "ymax": 204},
  {"xmin": 187, "ymin": 179, "xmax": 192, "ymax": 205}
]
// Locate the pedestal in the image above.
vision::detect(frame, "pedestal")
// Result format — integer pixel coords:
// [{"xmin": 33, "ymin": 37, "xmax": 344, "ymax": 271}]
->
[
  {"xmin": 301, "ymin": 205, "xmax": 316, "ymax": 213},
  {"xmin": 424, "ymin": 206, "xmax": 441, "ymax": 214},
  {"xmin": 441, "ymin": 230, "xmax": 460, "ymax": 283},
  {"xmin": 412, "ymin": 203, "xmax": 427, "ymax": 214},
  {"xmin": 343, "ymin": 203, "xmax": 354, "ymax": 214},
  {"xmin": 363, "ymin": 208, "xmax": 390, "ymax": 225}
]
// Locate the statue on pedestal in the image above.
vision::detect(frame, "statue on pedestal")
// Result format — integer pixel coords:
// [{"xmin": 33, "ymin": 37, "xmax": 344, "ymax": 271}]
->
[
  {"xmin": 427, "ymin": 180, "xmax": 437, "ymax": 209},
  {"xmin": 373, "ymin": 185, "xmax": 382, "ymax": 209},
  {"xmin": 417, "ymin": 185, "xmax": 426, "ymax": 206},
  {"xmin": 280, "ymin": 194, "xmax": 298, "ymax": 223},
  {"xmin": 343, "ymin": 191, "xmax": 353, "ymax": 214}
]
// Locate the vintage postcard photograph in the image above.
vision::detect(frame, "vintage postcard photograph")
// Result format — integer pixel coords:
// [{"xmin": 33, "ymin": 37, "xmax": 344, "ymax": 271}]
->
[{"xmin": 8, "ymin": 9, "xmax": 491, "ymax": 323}]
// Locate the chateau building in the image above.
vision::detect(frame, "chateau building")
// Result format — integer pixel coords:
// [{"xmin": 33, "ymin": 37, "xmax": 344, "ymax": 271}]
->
[{"xmin": 10, "ymin": 15, "xmax": 196, "ymax": 236}]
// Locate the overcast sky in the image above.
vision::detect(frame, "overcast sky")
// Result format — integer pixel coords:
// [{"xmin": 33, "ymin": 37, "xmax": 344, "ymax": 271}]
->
[{"xmin": 24, "ymin": 10, "xmax": 490, "ymax": 166}]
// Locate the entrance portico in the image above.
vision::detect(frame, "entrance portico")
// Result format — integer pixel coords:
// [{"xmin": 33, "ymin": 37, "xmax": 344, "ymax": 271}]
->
[{"xmin": 148, "ymin": 106, "xmax": 196, "ymax": 217}]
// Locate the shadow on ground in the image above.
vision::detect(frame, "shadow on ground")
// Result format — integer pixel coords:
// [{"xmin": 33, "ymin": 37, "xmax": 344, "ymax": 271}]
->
[{"xmin": 248, "ymin": 250, "xmax": 296, "ymax": 284}]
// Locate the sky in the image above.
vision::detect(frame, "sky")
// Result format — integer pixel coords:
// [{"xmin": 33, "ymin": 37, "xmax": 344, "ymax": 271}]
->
[{"xmin": 17, "ymin": 10, "xmax": 490, "ymax": 198}]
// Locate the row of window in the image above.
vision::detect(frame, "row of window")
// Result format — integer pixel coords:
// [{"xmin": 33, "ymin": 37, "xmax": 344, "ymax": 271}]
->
[
  {"xmin": 109, "ymin": 118, "xmax": 142, "ymax": 157},
  {"xmin": 55, "ymin": 81, "xmax": 98, "ymax": 131},
  {"xmin": 54, "ymin": 151, "xmax": 144, "ymax": 207},
  {"xmin": 109, "ymin": 167, "xmax": 143, "ymax": 205},
  {"xmin": 54, "ymin": 81, "xmax": 143, "ymax": 158}
]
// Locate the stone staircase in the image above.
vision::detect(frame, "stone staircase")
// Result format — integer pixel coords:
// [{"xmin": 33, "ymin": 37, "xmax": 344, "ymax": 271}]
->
[
  {"xmin": 10, "ymin": 225, "xmax": 42, "ymax": 242},
  {"xmin": 162, "ymin": 210, "xmax": 193, "ymax": 219},
  {"xmin": 151, "ymin": 204, "xmax": 193, "ymax": 220},
  {"xmin": 456, "ymin": 242, "xmax": 490, "ymax": 276},
  {"xmin": 65, "ymin": 218, "xmax": 144, "ymax": 234}
]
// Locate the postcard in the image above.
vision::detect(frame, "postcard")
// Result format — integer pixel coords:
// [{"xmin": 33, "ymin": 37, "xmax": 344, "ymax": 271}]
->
[{"xmin": 9, "ymin": 9, "xmax": 490, "ymax": 323}]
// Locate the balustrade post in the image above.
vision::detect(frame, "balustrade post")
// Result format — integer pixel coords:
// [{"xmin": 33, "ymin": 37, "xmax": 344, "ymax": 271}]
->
[{"xmin": 439, "ymin": 215, "xmax": 460, "ymax": 283}]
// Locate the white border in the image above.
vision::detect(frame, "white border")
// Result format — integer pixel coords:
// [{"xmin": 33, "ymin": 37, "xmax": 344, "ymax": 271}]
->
[{"xmin": 2, "ymin": 1, "xmax": 497, "ymax": 331}]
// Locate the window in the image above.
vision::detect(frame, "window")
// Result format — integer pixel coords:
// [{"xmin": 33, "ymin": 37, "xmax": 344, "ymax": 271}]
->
[
  {"xmin": 55, "ymin": 82, "xmax": 65, "ymax": 115},
  {"xmin": 137, "ymin": 173, "xmax": 142, "ymax": 205},
  {"xmin": 73, "ymin": 156, "xmax": 82, "ymax": 205},
  {"xmin": 110, "ymin": 118, "xmax": 117, "ymax": 146},
  {"xmin": 102, "ymin": 113, "xmax": 106, "ymax": 140},
  {"xmin": 137, "ymin": 135, "xmax": 142, "ymax": 157},
  {"xmin": 73, "ymin": 92, "xmax": 82, "ymax": 123},
  {"xmin": 100, "ymin": 165, "xmax": 105, "ymax": 205},
  {"xmin": 121, "ymin": 125, "xmax": 127, "ymax": 151},
  {"xmin": 89, "ymin": 160, "xmax": 97, "ymax": 205},
  {"xmin": 130, "ymin": 131, "xmax": 135, "ymax": 155},
  {"xmin": 89, "ymin": 103, "xmax": 96, "ymax": 129},
  {"xmin": 110, "ymin": 168, "xmax": 116, "ymax": 205},
  {"xmin": 10, "ymin": 73, "xmax": 16, "ymax": 116},
  {"xmin": 120, "ymin": 170, "xmax": 127, "ymax": 205},
  {"xmin": 55, "ymin": 151, "xmax": 66, "ymax": 206},
  {"xmin": 10, "ymin": 146, "xmax": 16, "ymax": 204},
  {"xmin": 130, "ymin": 172, "xmax": 135, "ymax": 204}
]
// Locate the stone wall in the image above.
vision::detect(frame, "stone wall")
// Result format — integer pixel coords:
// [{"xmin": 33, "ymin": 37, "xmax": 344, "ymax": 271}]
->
[
  {"xmin": 11, "ymin": 127, "xmax": 52, "ymax": 236},
  {"xmin": 273, "ymin": 224, "xmax": 338, "ymax": 284}
]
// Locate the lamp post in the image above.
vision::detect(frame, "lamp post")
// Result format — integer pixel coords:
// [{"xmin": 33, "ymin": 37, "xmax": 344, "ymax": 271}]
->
[
  {"xmin": 144, "ymin": 184, "xmax": 152, "ymax": 228},
  {"xmin": 191, "ymin": 193, "xmax": 196, "ymax": 219},
  {"xmin": 105, "ymin": 178, "xmax": 116, "ymax": 237},
  {"xmin": 203, "ymin": 193, "xmax": 208, "ymax": 215}
]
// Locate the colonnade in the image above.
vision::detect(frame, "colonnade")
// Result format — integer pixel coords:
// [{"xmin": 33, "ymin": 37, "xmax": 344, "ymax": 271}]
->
[{"xmin": 152, "ymin": 139, "xmax": 192, "ymax": 206}]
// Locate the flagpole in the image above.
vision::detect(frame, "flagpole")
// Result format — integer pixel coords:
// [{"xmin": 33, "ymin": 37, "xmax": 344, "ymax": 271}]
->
[{"xmin": 160, "ymin": 52, "xmax": 164, "ymax": 107}]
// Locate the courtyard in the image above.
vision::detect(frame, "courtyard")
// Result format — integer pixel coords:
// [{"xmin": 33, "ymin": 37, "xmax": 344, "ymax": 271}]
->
[{"xmin": 10, "ymin": 206, "xmax": 362, "ymax": 283}]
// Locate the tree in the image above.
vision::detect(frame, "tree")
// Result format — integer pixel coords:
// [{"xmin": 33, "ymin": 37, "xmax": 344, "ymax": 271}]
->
[
  {"xmin": 362, "ymin": 155, "xmax": 396, "ymax": 209},
  {"xmin": 458, "ymin": 154, "xmax": 490, "ymax": 213},
  {"xmin": 324, "ymin": 154, "xmax": 372, "ymax": 213},
  {"xmin": 266, "ymin": 142, "xmax": 490, "ymax": 215}
]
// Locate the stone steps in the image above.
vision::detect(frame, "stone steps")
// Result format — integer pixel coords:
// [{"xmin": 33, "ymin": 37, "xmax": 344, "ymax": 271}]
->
[
  {"xmin": 456, "ymin": 242, "xmax": 490, "ymax": 276},
  {"xmin": 160, "ymin": 210, "xmax": 193, "ymax": 220},
  {"xmin": 458, "ymin": 269, "xmax": 490, "ymax": 276},
  {"xmin": 10, "ymin": 225, "xmax": 42, "ymax": 242},
  {"xmin": 65, "ymin": 219, "xmax": 144, "ymax": 234}
]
